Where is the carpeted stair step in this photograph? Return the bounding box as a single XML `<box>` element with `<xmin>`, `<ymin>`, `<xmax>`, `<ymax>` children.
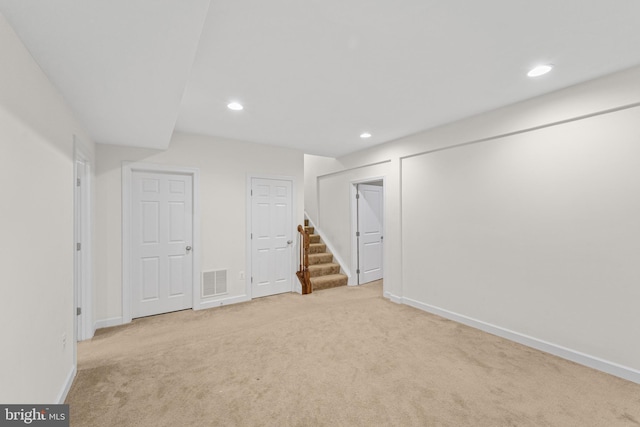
<box><xmin>305</xmin><ymin>226</ymin><xmax>314</xmax><ymax>234</ymax></box>
<box><xmin>309</xmin><ymin>243</ymin><xmax>327</xmax><ymax>254</ymax></box>
<box><xmin>309</xmin><ymin>234</ymin><xmax>320</xmax><ymax>244</ymax></box>
<box><xmin>310</xmin><ymin>274</ymin><xmax>348</xmax><ymax>291</ymax></box>
<box><xmin>308</xmin><ymin>253</ymin><xmax>333</xmax><ymax>265</ymax></box>
<box><xmin>308</xmin><ymin>262</ymin><xmax>341</xmax><ymax>278</ymax></box>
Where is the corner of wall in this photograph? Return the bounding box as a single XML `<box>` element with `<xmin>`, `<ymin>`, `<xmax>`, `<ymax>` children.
<box><xmin>56</xmin><ymin>366</ymin><xmax>77</xmax><ymax>404</ymax></box>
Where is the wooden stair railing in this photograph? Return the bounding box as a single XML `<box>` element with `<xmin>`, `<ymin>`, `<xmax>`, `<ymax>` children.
<box><xmin>296</xmin><ymin>224</ymin><xmax>312</xmax><ymax>294</ymax></box>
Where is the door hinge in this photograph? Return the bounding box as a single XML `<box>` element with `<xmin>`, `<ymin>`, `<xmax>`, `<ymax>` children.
<box><xmin>356</xmin><ymin>231</ymin><xmax>360</xmax><ymax>237</ymax></box>
<box><xmin>251</xmin><ymin>189</ymin><xmax>253</xmax><ymax>196</ymax></box>
<box><xmin>251</xmin><ymin>277</ymin><xmax>253</xmax><ymax>283</ymax></box>
<box><xmin>251</xmin><ymin>233</ymin><xmax>253</xmax><ymax>239</ymax></box>
<box><xmin>356</xmin><ymin>193</ymin><xmax>360</xmax><ymax>199</ymax></box>
<box><xmin>356</xmin><ymin>269</ymin><xmax>360</xmax><ymax>274</ymax></box>
<box><xmin>76</xmin><ymin>178</ymin><xmax>81</xmax><ymax>186</ymax></box>
<box><xmin>76</xmin><ymin>307</ymin><xmax>81</xmax><ymax>316</ymax></box>
<box><xmin>76</xmin><ymin>242</ymin><xmax>81</xmax><ymax>251</ymax></box>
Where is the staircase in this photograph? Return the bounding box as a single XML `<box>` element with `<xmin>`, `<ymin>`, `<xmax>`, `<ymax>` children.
<box><xmin>303</xmin><ymin>220</ymin><xmax>348</xmax><ymax>291</ymax></box>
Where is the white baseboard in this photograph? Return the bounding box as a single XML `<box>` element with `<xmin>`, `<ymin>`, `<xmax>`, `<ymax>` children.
<box><xmin>392</xmin><ymin>295</ymin><xmax>640</xmax><ymax>384</ymax></box>
<box><xmin>384</xmin><ymin>291</ymin><xmax>402</xmax><ymax>304</ymax></box>
<box><xmin>57</xmin><ymin>365</ymin><xmax>76</xmax><ymax>404</ymax></box>
<box><xmin>95</xmin><ymin>294</ymin><xmax>252</xmax><ymax>328</ymax></box>
<box><xmin>94</xmin><ymin>316</ymin><xmax>123</xmax><ymax>330</ymax></box>
<box><xmin>78</xmin><ymin>323</ymin><xmax>96</xmax><ymax>341</ymax></box>
<box><xmin>195</xmin><ymin>294</ymin><xmax>250</xmax><ymax>311</ymax></box>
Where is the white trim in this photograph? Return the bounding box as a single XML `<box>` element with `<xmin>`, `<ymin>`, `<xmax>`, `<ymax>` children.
<box><xmin>195</xmin><ymin>294</ymin><xmax>251</xmax><ymax>311</ymax></box>
<box><xmin>383</xmin><ymin>291</ymin><xmax>403</xmax><ymax>304</ymax></box>
<box><xmin>94</xmin><ymin>317</ymin><xmax>124</xmax><ymax>330</ymax></box>
<box><xmin>246</xmin><ymin>174</ymin><xmax>298</xmax><ymax>299</ymax></box>
<box><xmin>316</xmin><ymin>159</ymin><xmax>392</xmax><ymax>180</ymax></box>
<box><xmin>397</xmin><ymin>158</ymin><xmax>404</xmax><ymax>307</ymax></box>
<box><xmin>401</xmin><ymin>296</ymin><xmax>640</xmax><ymax>385</ymax></box>
<box><xmin>122</xmin><ymin>162</ymin><xmax>201</xmax><ymax>322</ymax></box>
<box><xmin>73</xmin><ymin>137</ymin><xmax>94</xmax><ymax>346</ymax></box>
<box><xmin>245</xmin><ymin>177</ymin><xmax>252</xmax><ymax>299</ymax></box>
<box><xmin>398</xmin><ymin>102</ymin><xmax>640</xmax><ymax>162</ymax></box>
<box><xmin>56</xmin><ymin>365</ymin><xmax>76</xmax><ymax>404</ymax></box>
<box><xmin>349</xmin><ymin>184</ymin><xmax>357</xmax><ymax>285</ymax></box>
<box><xmin>350</xmin><ymin>176</ymin><xmax>385</xmax><ymax>286</ymax></box>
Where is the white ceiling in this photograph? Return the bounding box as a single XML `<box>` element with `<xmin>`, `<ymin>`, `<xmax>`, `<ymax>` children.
<box><xmin>2</xmin><ymin>1</ymin><xmax>640</xmax><ymax>157</ymax></box>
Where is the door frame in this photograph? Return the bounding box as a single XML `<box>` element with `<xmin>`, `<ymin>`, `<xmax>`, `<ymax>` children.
<box><xmin>246</xmin><ymin>174</ymin><xmax>298</xmax><ymax>298</ymax></box>
<box><xmin>73</xmin><ymin>137</ymin><xmax>93</xmax><ymax>343</ymax></box>
<box><xmin>122</xmin><ymin>162</ymin><xmax>201</xmax><ymax>324</ymax></box>
<box><xmin>350</xmin><ymin>176</ymin><xmax>385</xmax><ymax>285</ymax></box>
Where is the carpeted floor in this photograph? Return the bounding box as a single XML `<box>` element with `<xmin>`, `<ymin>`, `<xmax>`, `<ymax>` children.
<box><xmin>67</xmin><ymin>281</ymin><xmax>640</xmax><ymax>426</ymax></box>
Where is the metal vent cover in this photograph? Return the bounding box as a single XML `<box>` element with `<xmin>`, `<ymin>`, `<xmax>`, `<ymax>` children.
<box><xmin>202</xmin><ymin>269</ymin><xmax>227</xmax><ymax>297</ymax></box>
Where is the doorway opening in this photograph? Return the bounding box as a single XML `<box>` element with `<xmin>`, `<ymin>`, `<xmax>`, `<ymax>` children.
<box><xmin>74</xmin><ymin>138</ymin><xmax>93</xmax><ymax>344</ymax></box>
<box><xmin>351</xmin><ymin>178</ymin><xmax>384</xmax><ymax>285</ymax></box>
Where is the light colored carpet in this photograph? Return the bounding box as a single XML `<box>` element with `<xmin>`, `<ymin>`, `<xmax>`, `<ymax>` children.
<box><xmin>67</xmin><ymin>281</ymin><xmax>640</xmax><ymax>426</ymax></box>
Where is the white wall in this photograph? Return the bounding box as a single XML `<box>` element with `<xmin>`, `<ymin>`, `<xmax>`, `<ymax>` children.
<box><xmin>0</xmin><ymin>14</ymin><xmax>95</xmax><ymax>403</ymax></box>
<box><xmin>306</xmin><ymin>153</ymin><xmax>404</xmax><ymax>295</ymax></box>
<box><xmin>307</xmin><ymin>65</ymin><xmax>640</xmax><ymax>382</ymax></box>
<box><xmin>95</xmin><ymin>132</ymin><xmax>304</xmax><ymax>324</ymax></box>
<box><xmin>303</xmin><ymin>154</ymin><xmax>342</xmax><ymax>225</ymax></box>
<box><xmin>315</xmin><ymin>162</ymin><xmax>391</xmax><ymax>280</ymax></box>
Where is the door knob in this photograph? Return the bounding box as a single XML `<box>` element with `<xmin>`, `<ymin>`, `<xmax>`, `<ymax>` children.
<box><xmin>287</xmin><ymin>240</ymin><xmax>293</xmax><ymax>245</ymax></box>
<box><xmin>186</xmin><ymin>246</ymin><xmax>192</xmax><ymax>251</ymax></box>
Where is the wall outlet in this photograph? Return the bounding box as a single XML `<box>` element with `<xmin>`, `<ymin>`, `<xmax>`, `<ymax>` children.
<box><xmin>239</xmin><ymin>271</ymin><xmax>245</xmax><ymax>280</ymax></box>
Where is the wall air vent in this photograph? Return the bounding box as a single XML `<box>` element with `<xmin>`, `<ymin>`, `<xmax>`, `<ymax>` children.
<box><xmin>202</xmin><ymin>270</ymin><xmax>228</xmax><ymax>298</ymax></box>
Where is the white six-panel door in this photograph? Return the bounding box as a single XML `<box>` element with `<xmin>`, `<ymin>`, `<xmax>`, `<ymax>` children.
<box><xmin>251</xmin><ymin>178</ymin><xmax>293</xmax><ymax>298</ymax></box>
<box><xmin>358</xmin><ymin>184</ymin><xmax>383</xmax><ymax>284</ymax></box>
<box><xmin>131</xmin><ymin>171</ymin><xmax>193</xmax><ymax>318</ymax></box>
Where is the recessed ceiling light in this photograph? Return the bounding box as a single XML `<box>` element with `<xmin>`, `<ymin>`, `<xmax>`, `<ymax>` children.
<box><xmin>527</xmin><ymin>64</ymin><xmax>553</xmax><ymax>77</ymax></box>
<box><xmin>227</xmin><ymin>102</ymin><xmax>243</xmax><ymax>111</ymax></box>
<box><xmin>360</xmin><ymin>132</ymin><xmax>372</xmax><ymax>139</ymax></box>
